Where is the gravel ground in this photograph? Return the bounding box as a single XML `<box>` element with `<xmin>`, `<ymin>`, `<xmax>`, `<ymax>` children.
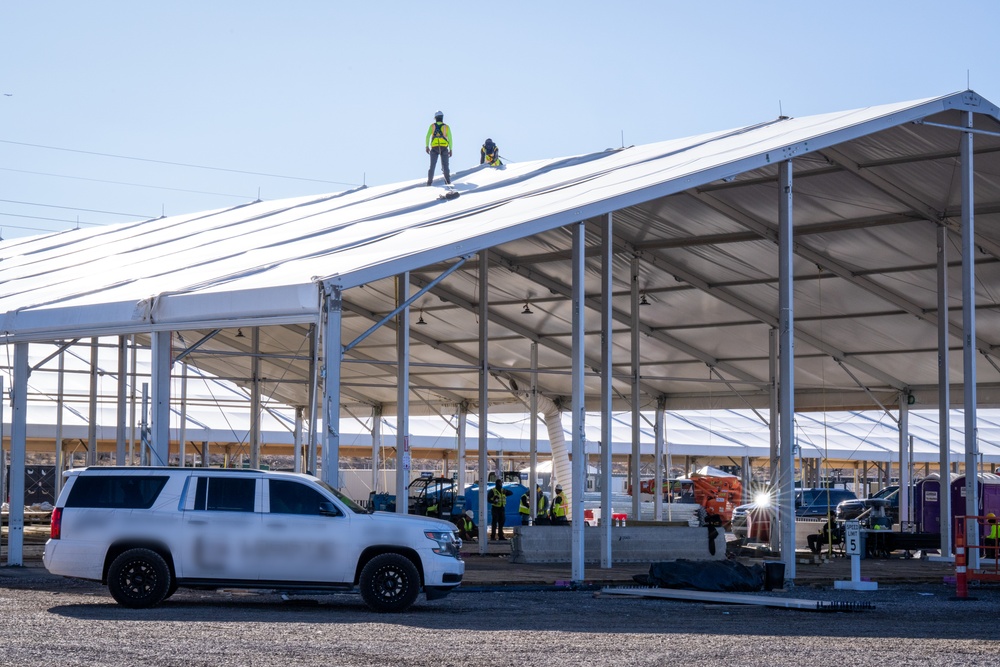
<box><xmin>0</xmin><ymin>569</ymin><xmax>996</xmax><ymax>667</ymax></box>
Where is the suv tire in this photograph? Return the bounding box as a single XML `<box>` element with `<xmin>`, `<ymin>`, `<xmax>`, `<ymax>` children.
<box><xmin>359</xmin><ymin>553</ymin><xmax>420</xmax><ymax>613</ymax></box>
<box><xmin>107</xmin><ymin>548</ymin><xmax>172</xmax><ymax>609</ymax></box>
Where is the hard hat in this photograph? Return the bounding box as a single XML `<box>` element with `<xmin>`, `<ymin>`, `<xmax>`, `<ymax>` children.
<box><xmin>464</xmin><ymin>510</ymin><xmax>474</xmax><ymax>519</ymax></box>
<box><xmin>988</xmin><ymin>512</ymin><xmax>997</xmax><ymax>521</ymax></box>
<box><xmin>555</xmin><ymin>485</ymin><xmax>563</xmax><ymax>492</ymax></box>
<box><xmin>434</xmin><ymin>110</ymin><xmax>443</xmax><ymax>119</ymax></box>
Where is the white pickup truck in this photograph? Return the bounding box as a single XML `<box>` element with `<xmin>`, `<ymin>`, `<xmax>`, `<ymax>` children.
<box><xmin>43</xmin><ymin>467</ymin><xmax>464</xmax><ymax>612</ymax></box>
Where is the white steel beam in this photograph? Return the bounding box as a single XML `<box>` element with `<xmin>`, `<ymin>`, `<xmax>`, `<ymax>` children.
<box><xmin>961</xmin><ymin>111</ymin><xmax>980</xmax><ymax>569</ymax></box>
<box><xmin>478</xmin><ymin>250</ymin><xmax>490</xmax><ymax>553</ymax></box>
<box><xmin>937</xmin><ymin>224</ymin><xmax>952</xmax><ymax>555</ymax></box>
<box><xmin>8</xmin><ymin>349</ymin><xmax>27</xmax><ymax>565</ymax></box>
<box><xmin>322</xmin><ymin>286</ymin><xmax>343</xmax><ymax>487</ymax></box>
<box><xmin>600</xmin><ymin>212</ymin><xmax>614</xmax><ymax>568</ymax></box>
<box><xmin>778</xmin><ymin>160</ymin><xmax>796</xmax><ymax>582</ymax></box>
<box><xmin>150</xmin><ymin>331</ymin><xmax>171</xmax><ymax>465</ymax></box>
<box><xmin>571</xmin><ymin>221</ymin><xmax>586</xmax><ymax>584</ymax></box>
<box><xmin>395</xmin><ymin>274</ymin><xmax>410</xmax><ymax>507</ymax></box>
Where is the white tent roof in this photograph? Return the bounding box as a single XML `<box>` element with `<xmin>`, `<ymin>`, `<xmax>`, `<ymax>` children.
<box><xmin>2</xmin><ymin>91</ymin><xmax>1000</xmax><ymax>418</ymax></box>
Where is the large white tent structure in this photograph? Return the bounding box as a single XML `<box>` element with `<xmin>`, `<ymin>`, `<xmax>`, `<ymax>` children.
<box><xmin>4</xmin><ymin>90</ymin><xmax>1000</xmax><ymax>580</ymax></box>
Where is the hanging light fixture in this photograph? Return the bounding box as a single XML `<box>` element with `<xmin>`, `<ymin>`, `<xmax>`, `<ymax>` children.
<box><xmin>235</xmin><ymin>328</ymin><xmax>246</xmax><ymax>338</ymax></box>
<box><xmin>521</xmin><ymin>302</ymin><xmax>533</xmax><ymax>315</ymax></box>
<box><xmin>639</xmin><ymin>292</ymin><xmax>650</xmax><ymax>306</ymax></box>
<box><xmin>417</xmin><ymin>311</ymin><xmax>427</xmax><ymax>325</ymax></box>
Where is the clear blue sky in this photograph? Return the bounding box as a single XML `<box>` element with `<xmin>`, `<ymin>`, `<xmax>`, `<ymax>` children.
<box><xmin>1</xmin><ymin>1</ymin><xmax>997</xmax><ymax>239</ymax></box>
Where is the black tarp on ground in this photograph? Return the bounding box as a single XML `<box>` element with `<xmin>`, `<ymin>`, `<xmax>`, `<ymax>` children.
<box><xmin>636</xmin><ymin>559</ymin><xmax>766</xmax><ymax>592</ymax></box>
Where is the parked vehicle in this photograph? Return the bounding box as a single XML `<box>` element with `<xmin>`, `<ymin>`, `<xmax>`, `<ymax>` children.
<box><xmin>731</xmin><ymin>487</ymin><xmax>858</xmax><ymax>542</ymax></box>
<box><xmin>369</xmin><ymin>474</ymin><xmax>465</xmax><ymax>519</ymax></box>
<box><xmin>630</xmin><ymin>469</ymin><xmax>743</xmax><ymax>524</ymax></box>
<box><xmin>836</xmin><ymin>485</ymin><xmax>900</xmax><ymax>523</ymax></box>
<box><xmin>797</xmin><ymin>487</ymin><xmax>858</xmax><ymax>517</ymax></box>
<box><xmin>44</xmin><ymin>467</ymin><xmax>464</xmax><ymax>612</ymax></box>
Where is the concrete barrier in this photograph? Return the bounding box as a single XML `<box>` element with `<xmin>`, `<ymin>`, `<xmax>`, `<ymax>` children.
<box><xmin>511</xmin><ymin>525</ymin><xmax>727</xmax><ymax>564</ymax></box>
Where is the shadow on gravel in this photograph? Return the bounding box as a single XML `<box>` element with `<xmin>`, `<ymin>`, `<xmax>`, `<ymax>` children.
<box><xmin>43</xmin><ymin>587</ymin><xmax>999</xmax><ymax>642</ymax></box>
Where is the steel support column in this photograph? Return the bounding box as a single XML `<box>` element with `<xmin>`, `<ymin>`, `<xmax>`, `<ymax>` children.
<box><xmin>571</xmin><ymin>221</ymin><xmax>586</xmax><ymax>584</ymax></box>
<box><xmin>529</xmin><ymin>343</ymin><xmax>539</xmax><ymax>525</ymax></box>
<box><xmin>55</xmin><ymin>351</ymin><xmax>65</xmax><ymax>491</ymax></box>
<box><xmin>88</xmin><ymin>338</ymin><xmax>99</xmax><ymax>466</ymax></box>
<box><xmin>458</xmin><ymin>403</ymin><xmax>468</xmax><ymax>492</ymax></box>
<box><xmin>937</xmin><ymin>223</ymin><xmax>952</xmax><ymax>555</ymax></box>
<box><xmin>630</xmin><ymin>256</ymin><xmax>641</xmax><ymax>520</ymax></box>
<box><xmin>150</xmin><ymin>331</ymin><xmax>172</xmax><ymax>466</ymax></box>
<box><xmin>396</xmin><ymin>273</ymin><xmax>411</xmax><ymax>510</ymax></box>
<box><xmin>769</xmin><ymin>327</ymin><xmax>778</xmax><ymax>551</ymax></box>
<box><xmin>294</xmin><ymin>406</ymin><xmax>304</xmax><ymax>473</ymax></box>
<box><xmin>8</xmin><ymin>347</ymin><xmax>27</xmax><ymax>565</ymax></box>
<box><xmin>478</xmin><ymin>250</ymin><xmax>490</xmax><ymax>552</ymax></box>
<box><xmin>778</xmin><ymin>160</ymin><xmax>796</xmax><ymax>581</ymax></box>
<box><xmin>654</xmin><ymin>396</ymin><xmax>665</xmax><ymax>521</ymax></box>
<box><xmin>116</xmin><ymin>336</ymin><xmax>127</xmax><ymax>465</ymax></box>
<box><xmin>179</xmin><ymin>363</ymin><xmax>188</xmax><ymax>467</ymax></box>
<box><xmin>322</xmin><ymin>286</ymin><xmax>343</xmax><ymax>488</ymax></box>
<box><xmin>307</xmin><ymin>323</ymin><xmax>319</xmax><ymax>475</ymax></box>
<box><xmin>250</xmin><ymin>327</ymin><xmax>261</xmax><ymax>469</ymax></box>
<box><xmin>371</xmin><ymin>405</ymin><xmax>382</xmax><ymax>491</ymax></box>
<box><xmin>898</xmin><ymin>392</ymin><xmax>910</xmax><ymax>527</ymax></box>
<box><xmin>960</xmin><ymin>110</ymin><xmax>979</xmax><ymax>569</ymax></box>
<box><xmin>600</xmin><ymin>212</ymin><xmax>614</xmax><ymax>568</ymax></box>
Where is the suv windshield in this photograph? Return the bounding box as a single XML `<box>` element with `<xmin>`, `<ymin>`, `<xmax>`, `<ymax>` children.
<box><xmin>315</xmin><ymin>479</ymin><xmax>370</xmax><ymax>514</ymax></box>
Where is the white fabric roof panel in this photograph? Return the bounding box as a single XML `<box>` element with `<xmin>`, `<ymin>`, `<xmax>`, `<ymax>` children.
<box><xmin>1</xmin><ymin>91</ymin><xmax>999</xmax><ymax>417</ymax></box>
<box><xmin>0</xmin><ymin>93</ymin><xmax>970</xmax><ymax>334</ymax></box>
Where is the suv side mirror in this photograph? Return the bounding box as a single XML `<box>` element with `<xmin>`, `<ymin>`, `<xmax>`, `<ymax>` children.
<box><xmin>319</xmin><ymin>502</ymin><xmax>341</xmax><ymax>517</ymax></box>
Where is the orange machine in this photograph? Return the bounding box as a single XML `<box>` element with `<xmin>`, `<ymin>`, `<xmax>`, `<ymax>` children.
<box><xmin>629</xmin><ymin>473</ymin><xmax>743</xmax><ymax>524</ymax></box>
<box><xmin>690</xmin><ymin>473</ymin><xmax>742</xmax><ymax>524</ymax></box>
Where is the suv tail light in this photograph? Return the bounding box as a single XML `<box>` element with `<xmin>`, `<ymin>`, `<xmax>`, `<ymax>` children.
<box><xmin>50</xmin><ymin>507</ymin><xmax>62</xmax><ymax>540</ymax></box>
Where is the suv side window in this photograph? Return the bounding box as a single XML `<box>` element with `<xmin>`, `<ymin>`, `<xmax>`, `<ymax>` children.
<box><xmin>65</xmin><ymin>475</ymin><xmax>168</xmax><ymax>509</ymax></box>
<box><xmin>269</xmin><ymin>479</ymin><xmax>338</xmax><ymax>516</ymax></box>
<box><xmin>192</xmin><ymin>477</ymin><xmax>256</xmax><ymax>512</ymax></box>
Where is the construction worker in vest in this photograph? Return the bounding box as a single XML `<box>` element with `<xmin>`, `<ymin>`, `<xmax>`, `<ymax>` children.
<box><xmin>519</xmin><ymin>492</ymin><xmax>531</xmax><ymax>526</ymax></box>
<box><xmin>425</xmin><ymin>498</ymin><xmax>439</xmax><ymax>517</ymax></box>
<box><xmin>425</xmin><ymin>110</ymin><xmax>452</xmax><ymax>186</ymax></box>
<box><xmin>534</xmin><ymin>484</ymin><xmax>550</xmax><ymax>525</ymax></box>
<box><xmin>454</xmin><ymin>510</ymin><xmax>477</xmax><ymax>541</ymax></box>
<box><xmin>487</xmin><ymin>479</ymin><xmax>512</xmax><ymax>540</ymax></box>
<box><xmin>480</xmin><ymin>138</ymin><xmax>501</xmax><ymax>167</ymax></box>
<box><xmin>986</xmin><ymin>513</ymin><xmax>999</xmax><ymax>559</ymax></box>
<box><xmin>551</xmin><ymin>484</ymin><xmax>568</xmax><ymax>525</ymax></box>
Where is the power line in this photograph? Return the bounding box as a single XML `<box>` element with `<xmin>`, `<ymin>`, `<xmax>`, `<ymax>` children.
<box><xmin>0</xmin><ymin>198</ymin><xmax>153</xmax><ymax>219</ymax></box>
<box><xmin>0</xmin><ymin>166</ymin><xmax>250</xmax><ymax>200</ymax></box>
<box><xmin>0</xmin><ymin>212</ymin><xmax>100</xmax><ymax>226</ymax></box>
<box><xmin>0</xmin><ymin>138</ymin><xmax>360</xmax><ymax>186</ymax></box>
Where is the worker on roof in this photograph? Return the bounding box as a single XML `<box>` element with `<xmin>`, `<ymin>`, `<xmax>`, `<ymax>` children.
<box><xmin>480</xmin><ymin>138</ymin><xmax>502</xmax><ymax>167</ymax></box>
<box><xmin>425</xmin><ymin>110</ymin><xmax>453</xmax><ymax>186</ymax></box>
<box><xmin>487</xmin><ymin>479</ymin><xmax>512</xmax><ymax>540</ymax></box>
<box><xmin>550</xmin><ymin>484</ymin><xmax>568</xmax><ymax>525</ymax></box>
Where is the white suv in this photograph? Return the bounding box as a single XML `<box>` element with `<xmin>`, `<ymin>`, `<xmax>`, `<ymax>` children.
<box><xmin>43</xmin><ymin>467</ymin><xmax>464</xmax><ymax>612</ymax></box>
